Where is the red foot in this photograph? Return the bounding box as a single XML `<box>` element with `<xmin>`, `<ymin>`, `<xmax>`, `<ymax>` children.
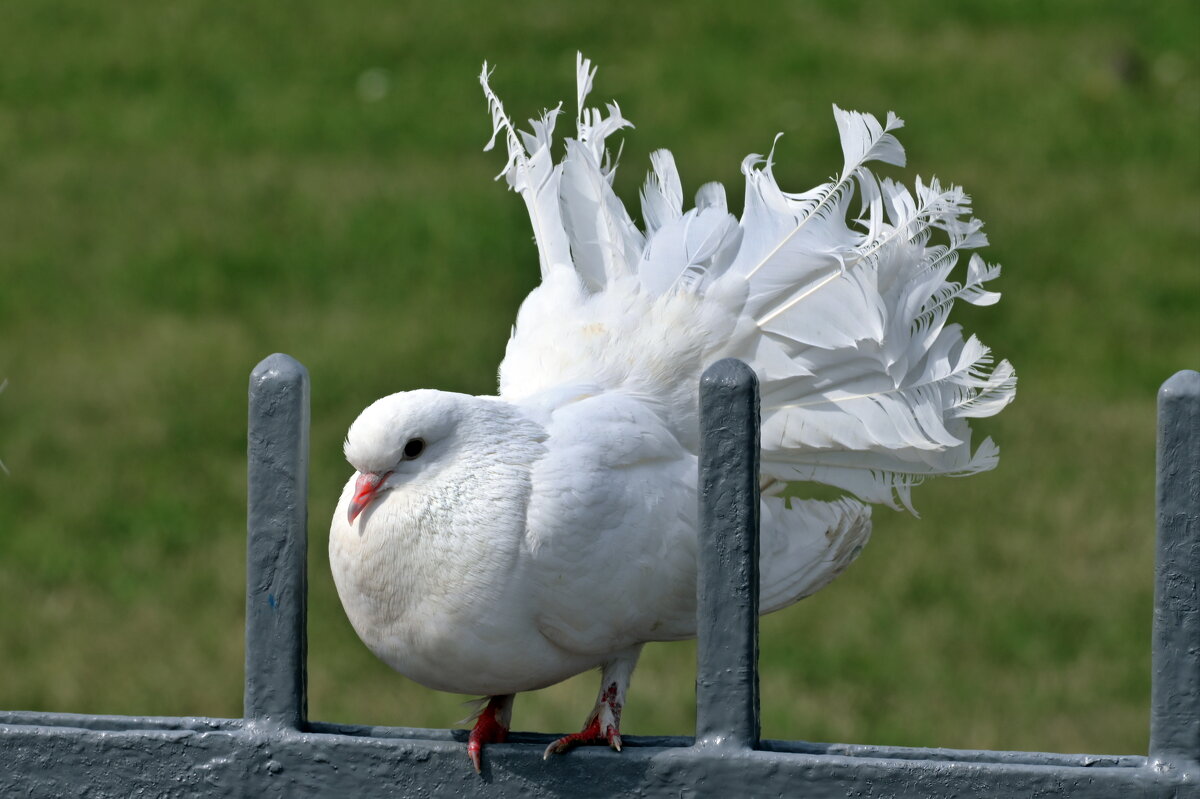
<box><xmin>467</xmin><ymin>698</ymin><xmax>510</xmax><ymax>773</ymax></box>
<box><xmin>543</xmin><ymin>683</ymin><xmax>623</xmax><ymax>758</ymax></box>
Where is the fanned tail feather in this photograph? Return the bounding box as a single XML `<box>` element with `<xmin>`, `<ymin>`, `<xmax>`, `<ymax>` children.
<box><xmin>482</xmin><ymin>54</ymin><xmax>640</xmax><ymax>290</ymax></box>
<box><xmin>720</xmin><ymin>108</ymin><xmax>1014</xmax><ymax>511</ymax></box>
<box><xmin>484</xmin><ymin>54</ymin><xmax>1016</xmax><ymax>515</ymax></box>
<box><xmin>480</xmin><ymin>63</ymin><xmax>570</xmax><ymax>279</ymax></box>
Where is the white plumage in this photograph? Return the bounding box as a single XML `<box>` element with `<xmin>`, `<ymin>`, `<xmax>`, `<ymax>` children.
<box><xmin>329</xmin><ymin>54</ymin><xmax>1015</xmax><ymax>769</ymax></box>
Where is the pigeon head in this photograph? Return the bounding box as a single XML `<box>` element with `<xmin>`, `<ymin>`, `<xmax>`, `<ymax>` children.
<box><xmin>342</xmin><ymin>389</ymin><xmax>466</xmax><ymax>523</ymax></box>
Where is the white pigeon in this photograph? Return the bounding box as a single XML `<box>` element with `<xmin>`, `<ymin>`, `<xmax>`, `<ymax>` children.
<box><xmin>329</xmin><ymin>54</ymin><xmax>1016</xmax><ymax>771</ymax></box>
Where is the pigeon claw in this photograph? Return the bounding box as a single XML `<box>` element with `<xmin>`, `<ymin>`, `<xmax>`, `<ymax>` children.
<box><xmin>543</xmin><ymin>681</ymin><xmax>625</xmax><ymax>759</ymax></box>
<box><xmin>467</xmin><ymin>701</ymin><xmax>509</xmax><ymax>774</ymax></box>
<box><xmin>542</xmin><ymin>716</ymin><xmax>623</xmax><ymax>758</ymax></box>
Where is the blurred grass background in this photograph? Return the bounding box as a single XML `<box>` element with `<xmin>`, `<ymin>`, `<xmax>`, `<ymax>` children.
<box><xmin>1</xmin><ymin>0</ymin><xmax>1197</xmax><ymax>757</ymax></box>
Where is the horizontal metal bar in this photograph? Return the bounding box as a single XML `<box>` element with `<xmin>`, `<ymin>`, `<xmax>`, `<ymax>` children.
<box><xmin>0</xmin><ymin>712</ymin><xmax>1152</xmax><ymax>770</ymax></box>
<box><xmin>0</xmin><ymin>723</ymin><xmax>1184</xmax><ymax>798</ymax></box>
<box><xmin>0</xmin><ymin>711</ymin><xmax>239</xmax><ymax>734</ymax></box>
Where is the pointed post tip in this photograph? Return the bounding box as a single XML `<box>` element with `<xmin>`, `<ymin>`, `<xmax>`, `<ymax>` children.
<box><xmin>1159</xmin><ymin>369</ymin><xmax>1200</xmax><ymax>402</ymax></box>
<box><xmin>251</xmin><ymin>353</ymin><xmax>308</xmax><ymax>385</ymax></box>
<box><xmin>701</xmin><ymin>358</ymin><xmax>758</xmax><ymax>392</ymax></box>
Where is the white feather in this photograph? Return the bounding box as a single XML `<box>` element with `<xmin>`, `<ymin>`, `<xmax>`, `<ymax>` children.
<box><xmin>480</xmin><ymin>64</ymin><xmax>571</xmax><ymax>278</ymax></box>
<box><xmin>640</xmin><ymin>149</ymin><xmax>683</xmax><ymax>234</ymax></box>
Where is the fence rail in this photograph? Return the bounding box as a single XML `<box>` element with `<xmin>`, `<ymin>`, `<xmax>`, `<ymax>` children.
<box><xmin>1</xmin><ymin>354</ymin><xmax>1196</xmax><ymax>798</ymax></box>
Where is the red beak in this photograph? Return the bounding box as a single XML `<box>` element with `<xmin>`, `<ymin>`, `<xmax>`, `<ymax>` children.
<box><xmin>348</xmin><ymin>471</ymin><xmax>391</xmax><ymax>523</ymax></box>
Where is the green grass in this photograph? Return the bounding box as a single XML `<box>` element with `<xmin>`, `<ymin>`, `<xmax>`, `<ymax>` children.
<box><xmin>1</xmin><ymin>0</ymin><xmax>1197</xmax><ymax>757</ymax></box>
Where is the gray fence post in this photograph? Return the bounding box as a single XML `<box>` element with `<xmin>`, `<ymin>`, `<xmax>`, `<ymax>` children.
<box><xmin>695</xmin><ymin>358</ymin><xmax>761</xmax><ymax>750</ymax></box>
<box><xmin>244</xmin><ymin>353</ymin><xmax>310</xmax><ymax>730</ymax></box>
<box><xmin>1150</xmin><ymin>369</ymin><xmax>1200</xmax><ymax>772</ymax></box>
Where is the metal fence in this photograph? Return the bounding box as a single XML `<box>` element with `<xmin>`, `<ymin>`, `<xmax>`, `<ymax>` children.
<box><xmin>1</xmin><ymin>354</ymin><xmax>1196</xmax><ymax>798</ymax></box>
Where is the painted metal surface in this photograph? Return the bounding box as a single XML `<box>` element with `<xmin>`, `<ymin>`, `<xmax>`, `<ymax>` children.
<box><xmin>0</xmin><ymin>356</ymin><xmax>1196</xmax><ymax>798</ymax></box>
<box><xmin>245</xmin><ymin>353</ymin><xmax>310</xmax><ymax>731</ymax></box>
<box><xmin>696</xmin><ymin>358</ymin><xmax>761</xmax><ymax>752</ymax></box>
<box><xmin>1151</xmin><ymin>369</ymin><xmax>1200</xmax><ymax>774</ymax></box>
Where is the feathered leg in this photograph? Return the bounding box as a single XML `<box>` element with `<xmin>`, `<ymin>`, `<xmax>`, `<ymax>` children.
<box><xmin>543</xmin><ymin>645</ymin><xmax>641</xmax><ymax>758</ymax></box>
<box><xmin>467</xmin><ymin>693</ymin><xmax>514</xmax><ymax>773</ymax></box>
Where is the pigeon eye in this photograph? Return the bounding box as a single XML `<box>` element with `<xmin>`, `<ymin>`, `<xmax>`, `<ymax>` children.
<box><xmin>402</xmin><ymin>438</ymin><xmax>425</xmax><ymax>459</ymax></box>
